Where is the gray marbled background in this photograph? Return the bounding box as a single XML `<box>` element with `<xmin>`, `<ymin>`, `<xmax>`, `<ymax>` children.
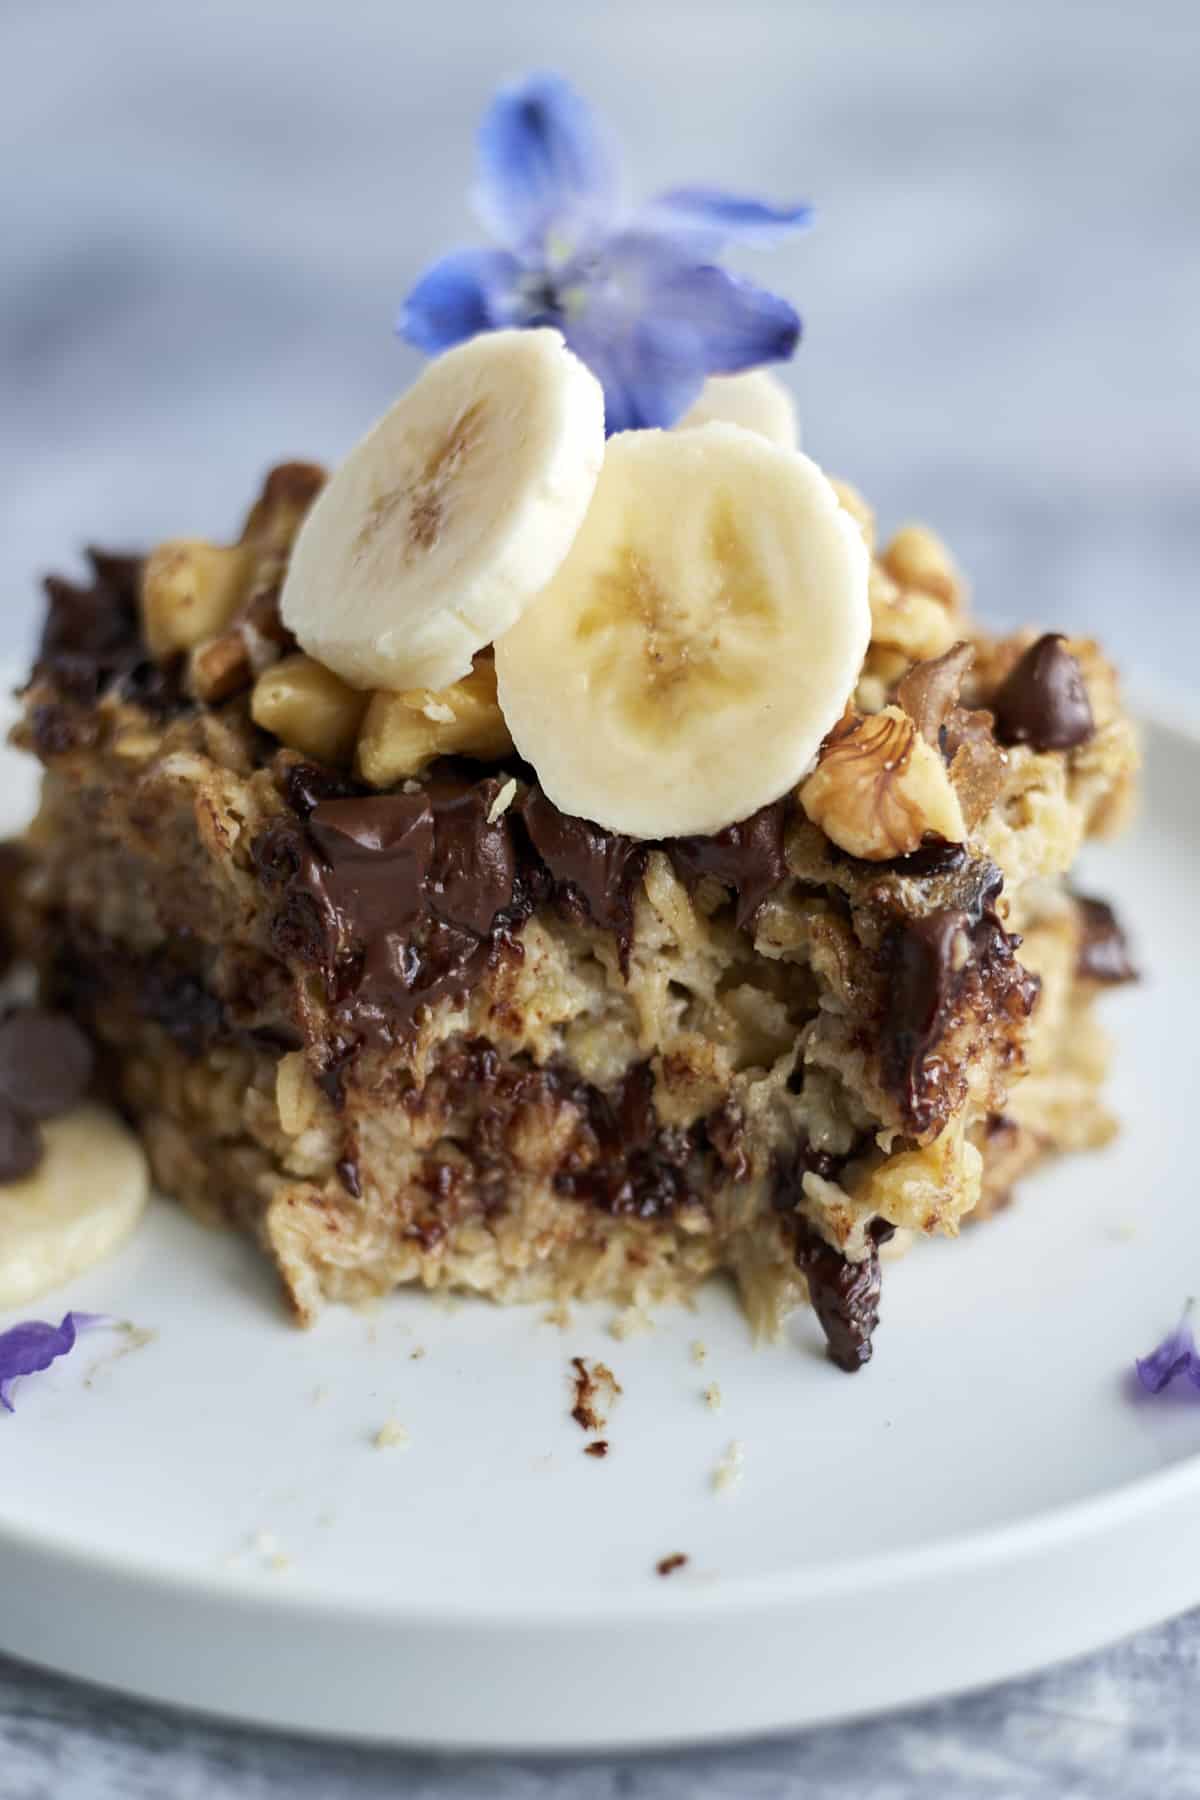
<box><xmin>1</xmin><ymin>0</ymin><xmax>1198</xmax><ymax>1793</ymax></box>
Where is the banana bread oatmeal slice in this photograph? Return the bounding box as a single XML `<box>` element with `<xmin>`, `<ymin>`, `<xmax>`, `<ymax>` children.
<box><xmin>7</xmin><ymin>458</ymin><xmax>1138</xmax><ymax>1370</ymax></box>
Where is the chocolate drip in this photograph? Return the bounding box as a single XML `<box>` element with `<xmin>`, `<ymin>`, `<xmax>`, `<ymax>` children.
<box><xmin>992</xmin><ymin>634</ymin><xmax>1094</xmax><ymax>752</ymax></box>
<box><xmin>666</xmin><ymin>799</ymin><xmax>789</xmax><ymax>929</ymax></box>
<box><xmin>1075</xmin><ymin>894</ymin><xmax>1137</xmax><ymax>985</ymax></box>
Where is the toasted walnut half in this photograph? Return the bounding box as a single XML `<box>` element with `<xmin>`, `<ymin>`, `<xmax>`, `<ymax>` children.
<box><xmin>252</xmin><ymin>654</ymin><xmax>368</xmax><ymax>767</ymax></box>
<box><xmin>355</xmin><ymin>657</ymin><xmax>513</xmax><ymax>788</ymax></box>
<box><xmin>799</xmin><ymin>704</ymin><xmax>966</xmax><ymax>860</ymax></box>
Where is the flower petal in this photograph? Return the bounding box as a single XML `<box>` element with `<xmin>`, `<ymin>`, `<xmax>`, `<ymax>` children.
<box><xmin>563</xmin><ymin>320</ymin><xmax>705</xmax><ymax>433</ymax></box>
<box><xmin>397</xmin><ymin>247</ymin><xmax>524</xmax><ymax>354</ymax></box>
<box><xmin>640</xmin><ymin>187</ymin><xmax>814</xmax><ymax>251</ymax></box>
<box><xmin>638</xmin><ymin>258</ymin><xmax>801</xmax><ymax>374</ymax></box>
<box><xmin>1135</xmin><ymin>1309</ymin><xmax>1200</xmax><ymax>1394</ymax></box>
<box><xmin>473</xmin><ymin>73</ymin><xmax>621</xmax><ymax>254</ymax></box>
<box><xmin>0</xmin><ymin>1311</ymin><xmax>109</xmax><ymax>1412</ymax></box>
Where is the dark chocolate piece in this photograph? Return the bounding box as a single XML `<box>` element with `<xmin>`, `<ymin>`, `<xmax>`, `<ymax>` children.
<box><xmin>520</xmin><ymin>788</ymin><xmax>646</xmax><ymax>960</ymax></box>
<box><xmin>792</xmin><ymin>1216</ymin><xmax>890</xmax><ymax>1372</ymax></box>
<box><xmin>309</xmin><ymin>795</ymin><xmax>435</xmax><ymax>937</ymax></box>
<box><xmin>0</xmin><ymin>1101</ymin><xmax>42</xmax><ymax>1184</ymax></box>
<box><xmin>0</xmin><ymin>1010</ymin><xmax>94</xmax><ymax>1119</ymax></box>
<box><xmin>258</xmin><ymin>777</ymin><xmax>528</xmax><ymax>1059</ymax></box>
<box><xmin>879</xmin><ymin>884</ymin><xmax>1040</xmax><ymax>1136</ymax></box>
<box><xmin>1075</xmin><ymin>894</ymin><xmax>1137</xmax><ymax>985</ymax></box>
<box><xmin>991</xmin><ymin>634</ymin><xmax>1094</xmax><ymax>752</ymax></box>
<box><xmin>667</xmin><ymin>798</ymin><xmax>789</xmax><ymax>929</ymax></box>
<box><xmin>425</xmin><ymin>779</ymin><xmax>519</xmax><ymax>938</ymax></box>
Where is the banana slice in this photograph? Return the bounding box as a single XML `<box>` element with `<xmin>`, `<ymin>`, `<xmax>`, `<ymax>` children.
<box><xmin>0</xmin><ymin>1106</ymin><xmax>150</xmax><ymax>1310</ymax></box>
<box><xmin>281</xmin><ymin>329</ymin><xmax>605</xmax><ymax>693</ymax></box>
<box><xmin>494</xmin><ymin>424</ymin><xmax>870</xmax><ymax>839</ymax></box>
<box><xmin>676</xmin><ymin>370</ymin><xmax>798</xmax><ymax>448</ymax></box>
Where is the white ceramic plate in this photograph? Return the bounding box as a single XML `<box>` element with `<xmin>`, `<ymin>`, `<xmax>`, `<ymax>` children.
<box><xmin>0</xmin><ymin>709</ymin><xmax>1197</xmax><ymax>1753</ymax></box>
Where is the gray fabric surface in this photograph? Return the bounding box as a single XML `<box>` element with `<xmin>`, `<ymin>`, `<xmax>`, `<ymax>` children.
<box><xmin>1</xmin><ymin>1</ymin><xmax>1197</xmax><ymax>1792</ymax></box>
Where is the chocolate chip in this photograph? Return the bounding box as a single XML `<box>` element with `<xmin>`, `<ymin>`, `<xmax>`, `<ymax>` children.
<box><xmin>0</xmin><ymin>1009</ymin><xmax>94</xmax><ymax>1119</ymax></box>
<box><xmin>991</xmin><ymin>634</ymin><xmax>1094</xmax><ymax>752</ymax></box>
<box><xmin>667</xmin><ymin>798</ymin><xmax>790</xmax><ymax>929</ymax></box>
<box><xmin>1075</xmin><ymin>894</ymin><xmax>1137</xmax><ymax>984</ymax></box>
<box><xmin>0</xmin><ymin>1101</ymin><xmax>42</xmax><ymax>1184</ymax></box>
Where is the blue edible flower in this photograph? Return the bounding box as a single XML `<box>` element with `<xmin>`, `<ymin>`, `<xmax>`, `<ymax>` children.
<box><xmin>1135</xmin><ymin>1301</ymin><xmax>1200</xmax><ymax>1395</ymax></box>
<box><xmin>398</xmin><ymin>73</ymin><xmax>812</xmax><ymax>433</ymax></box>
<box><xmin>0</xmin><ymin>1311</ymin><xmax>108</xmax><ymax>1412</ymax></box>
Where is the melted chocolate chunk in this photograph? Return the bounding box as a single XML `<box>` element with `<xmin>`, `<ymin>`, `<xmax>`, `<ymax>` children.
<box><xmin>667</xmin><ymin>798</ymin><xmax>789</xmax><ymax>930</ymax></box>
<box><xmin>881</xmin><ymin>841</ymin><xmax>969</xmax><ymax>880</ymax></box>
<box><xmin>0</xmin><ymin>1101</ymin><xmax>42</xmax><ymax>1184</ymax></box>
<box><xmin>278</xmin><ymin>760</ymin><xmax>364</xmax><ymax>820</ymax></box>
<box><xmin>1075</xmin><ymin>894</ymin><xmax>1137</xmax><ymax>984</ymax></box>
<box><xmin>520</xmin><ymin>788</ymin><xmax>646</xmax><ymax>962</ymax></box>
<box><xmin>256</xmin><ymin>778</ymin><xmax>527</xmax><ymax>1060</ymax></box>
<box><xmin>792</xmin><ymin>1217</ymin><xmax>890</xmax><ymax>1373</ymax></box>
<box><xmin>991</xmin><ymin>634</ymin><xmax>1094</xmax><ymax>752</ymax></box>
<box><xmin>879</xmin><ymin>878</ymin><xmax>1040</xmax><ymax>1136</ymax></box>
<box><xmin>309</xmin><ymin>795</ymin><xmax>435</xmax><ymax>937</ymax></box>
<box><xmin>0</xmin><ymin>1010</ymin><xmax>94</xmax><ymax>1119</ymax></box>
<box><xmin>425</xmin><ymin>779</ymin><xmax>519</xmax><ymax>938</ymax></box>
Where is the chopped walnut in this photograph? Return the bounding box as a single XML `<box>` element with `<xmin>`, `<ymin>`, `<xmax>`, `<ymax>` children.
<box><xmin>251</xmin><ymin>654</ymin><xmax>368</xmax><ymax>767</ymax></box>
<box><xmin>179</xmin><ymin>463</ymin><xmax>324</xmax><ymax>704</ymax></box>
<box><xmin>355</xmin><ymin>657</ymin><xmax>513</xmax><ymax>787</ymax></box>
<box><xmin>896</xmin><ymin>642</ymin><xmax>976</xmax><ymax>744</ymax></box>
<box><xmin>897</xmin><ymin>643</ymin><xmax>1007</xmax><ymax>830</ymax></box>
<box><xmin>868</xmin><ymin>564</ymin><xmax>958</xmax><ymax>663</ymax></box>
<box><xmin>881</xmin><ymin>523</ymin><xmax>962</xmax><ymax>609</ymax></box>
<box><xmin>141</xmin><ymin>540</ymin><xmax>253</xmax><ymax>658</ymax></box>
<box><xmin>799</xmin><ymin>704</ymin><xmax>967</xmax><ymax>860</ymax></box>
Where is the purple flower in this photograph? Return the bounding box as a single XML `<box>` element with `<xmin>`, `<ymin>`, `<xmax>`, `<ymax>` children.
<box><xmin>398</xmin><ymin>73</ymin><xmax>812</xmax><ymax>433</ymax></box>
<box><xmin>1135</xmin><ymin>1303</ymin><xmax>1200</xmax><ymax>1395</ymax></box>
<box><xmin>0</xmin><ymin>1310</ymin><xmax>109</xmax><ymax>1412</ymax></box>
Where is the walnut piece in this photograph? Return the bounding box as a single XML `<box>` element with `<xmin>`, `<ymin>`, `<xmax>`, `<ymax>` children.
<box><xmin>880</xmin><ymin>524</ymin><xmax>962</xmax><ymax>609</ymax></box>
<box><xmin>897</xmin><ymin>642</ymin><xmax>1007</xmax><ymax>829</ymax></box>
<box><xmin>251</xmin><ymin>654</ymin><xmax>369</xmax><ymax>766</ymax></box>
<box><xmin>355</xmin><ymin>657</ymin><xmax>513</xmax><ymax>788</ymax></box>
<box><xmin>181</xmin><ymin>463</ymin><xmax>325</xmax><ymax>704</ymax></box>
<box><xmin>799</xmin><ymin>704</ymin><xmax>967</xmax><ymax>860</ymax></box>
<box><xmin>896</xmin><ymin>642</ymin><xmax>976</xmax><ymax>744</ymax></box>
<box><xmin>141</xmin><ymin>540</ymin><xmax>253</xmax><ymax>657</ymax></box>
<box><xmin>868</xmin><ymin>564</ymin><xmax>958</xmax><ymax>663</ymax></box>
